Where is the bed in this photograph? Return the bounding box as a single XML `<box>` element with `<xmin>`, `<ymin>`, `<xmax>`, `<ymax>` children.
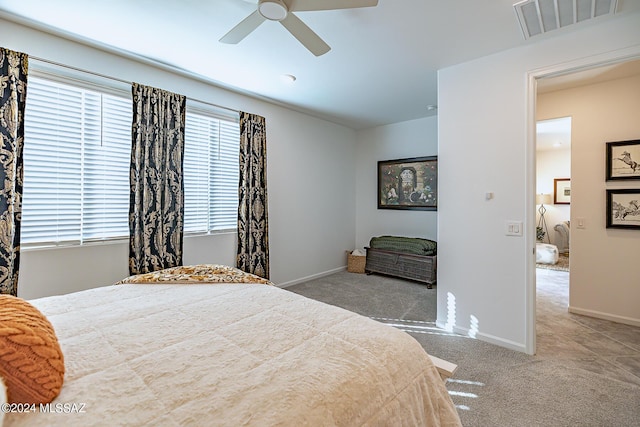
<box><xmin>2</xmin><ymin>265</ymin><xmax>461</xmax><ymax>427</ymax></box>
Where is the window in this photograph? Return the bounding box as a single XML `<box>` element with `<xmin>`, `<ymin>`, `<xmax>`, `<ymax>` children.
<box><xmin>21</xmin><ymin>70</ymin><xmax>239</xmax><ymax>247</ymax></box>
<box><xmin>22</xmin><ymin>75</ymin><xmax>132</xmax><ymax>245</ymax></box>
<box><xmin>184</xmin><ymin>107</ymin><xmax>240</xmax><ymax>234</ymax></box>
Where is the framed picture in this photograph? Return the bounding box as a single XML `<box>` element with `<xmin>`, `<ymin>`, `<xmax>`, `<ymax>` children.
<box><xmin>554</xmin><ymin>178</ymin><xmax>571</xmax><ymax>204</ymax></box>
<box><xmin>378</xmin><ymin>156</ymin><xmax>437</xmax><ymax>210</ymax></box>
<box><xmin>606</xmin><ymin>139</ymin><xmax>640</xmax><ymax>181</ymax></box>
<box><xmin>606</xmin><ymin>189</ymin><xmax>640</xmax><ymax>229</ymax></box>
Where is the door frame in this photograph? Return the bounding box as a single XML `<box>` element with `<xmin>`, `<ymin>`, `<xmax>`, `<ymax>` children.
<box><xmin>524</xmin><ymin>46</ymin><xmax>640</xmax><ymax>355</ymax></box>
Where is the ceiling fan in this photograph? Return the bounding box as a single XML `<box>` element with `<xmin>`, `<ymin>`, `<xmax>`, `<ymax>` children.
<box><xmin>220</xmin><ymin>0</ymin><xmax>379</xmax><ymax>56</ymax></box>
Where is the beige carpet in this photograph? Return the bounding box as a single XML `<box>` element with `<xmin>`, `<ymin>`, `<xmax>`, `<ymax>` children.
<box><xmin>537</xmin><ymin>253</ymin><xmax>569</xmax><ymax>272</ymax></box>
<box><xmin>286</xmin><ymin>270</ymin><xmax>640</xmax><ymax>427</ymax></box>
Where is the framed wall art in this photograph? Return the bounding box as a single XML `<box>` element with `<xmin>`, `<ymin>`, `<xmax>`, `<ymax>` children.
<box><xmin>378</xmin><ymin>156</ymin><xmax>437</xmax><ymax>211</ymax></box>
<box><xmin>606</xmin><ymin>189</ymin><xmax>640</xmax><ymax>229</ymax></box>
<box><xmin>606</xmin><ymin>139</ymin><xmax>640</xmax><ymax>181</ymax></box>
<box><xmin>554</xmin><ymin>178</ymin><xmax>571</xmax><ymax>204</ymax></box>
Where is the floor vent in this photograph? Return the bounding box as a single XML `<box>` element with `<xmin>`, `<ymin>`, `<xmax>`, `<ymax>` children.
<box><xmin>514</xmin><ymin>0</ymin><xmax>618</xmax><ymax>39</ymax></box>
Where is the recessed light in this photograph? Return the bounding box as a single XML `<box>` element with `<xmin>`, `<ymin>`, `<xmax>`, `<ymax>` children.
<box><xmin>281</xmin><ymin>74</ymin><xmax>296</xmax><ymax>83</ymax></box>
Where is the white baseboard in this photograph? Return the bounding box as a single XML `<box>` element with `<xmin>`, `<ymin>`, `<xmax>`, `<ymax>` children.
<box><xmin>435</xmin><ymin>320</ymin><xmax>528</xmax><ymax>354</ymax></box>
<box><xmin>276</xmin><ymin>266</ymin><xmax>346</xmax><ymax>289</ymax></box>
<box><xmin>568</xmin><ymin>306</ymin><xmax>640</xmax><ymax>327</ymax></box>
<box><xmin>474</xmin><ymin>331</ymin><xmax>528</xmax><ymax>353</ymax></box>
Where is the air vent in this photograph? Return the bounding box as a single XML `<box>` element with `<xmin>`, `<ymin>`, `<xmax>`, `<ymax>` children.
<box><xmin>514</xmin><ymin>0</ymin><xmax>618</xmax><ymax>39</ymax></box>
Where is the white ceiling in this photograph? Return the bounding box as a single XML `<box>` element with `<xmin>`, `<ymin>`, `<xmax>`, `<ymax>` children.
<box><xmin>536</xmin><ymin>116</ymin><xmax>571</xmax><ymax>152</ymax></box>
<box><xmin>538</xmin><ymin>57</ymin><xmax>640</xmax><ymax>94</ymax></box>
<box><xmin>1</xmin><ymin>0</ymin><xmax>640</xmax><ymax>129</ymax></box>
<box><xmin>536</xmin><ymin>58</ymin><xmax>640</xmax><ymax>151</ymax></box>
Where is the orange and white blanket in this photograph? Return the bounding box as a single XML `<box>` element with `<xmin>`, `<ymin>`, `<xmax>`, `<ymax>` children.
<box><xmin>7</xmin><ymin>267</ymin><xmax>461</xmax><ymax>427</ymax></box>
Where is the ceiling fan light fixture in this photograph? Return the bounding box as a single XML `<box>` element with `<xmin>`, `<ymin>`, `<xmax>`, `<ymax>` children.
<box><xmin>222</xmin><ymin>0</ymin><xmax>378</xmax><ymax>55</ymax></box>
<box><xmin>258</xmin><ymin>0</ymin><xmax>288</xmax><ymax>21</ymax></box>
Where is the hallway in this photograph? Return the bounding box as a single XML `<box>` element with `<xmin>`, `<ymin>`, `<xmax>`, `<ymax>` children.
<box><xmin>536</xmin><ymin>268</ymin><xmax>640</xmax><ymax>383</ymax></box>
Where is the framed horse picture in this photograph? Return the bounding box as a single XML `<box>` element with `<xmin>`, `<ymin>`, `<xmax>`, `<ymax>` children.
<box><xmin>606</xmin><ymin>139</ymin><xmax>640</xmax><ymax>181</ymax></box>
<box><xmin>606</xmin><ymin>189</ymin><xmax>640</xmax><ymax>229</ymax></box>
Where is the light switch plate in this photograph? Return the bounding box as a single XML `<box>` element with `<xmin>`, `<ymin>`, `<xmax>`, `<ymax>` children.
<box><xmin>505</xmin><ymin>221</ymin><xmax>523</xmax><ymax>236</ymax></box>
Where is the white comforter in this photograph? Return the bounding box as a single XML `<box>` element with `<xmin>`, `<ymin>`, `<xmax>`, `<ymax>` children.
<box><xmin>6</xmin><ymin>283</ymin><xmax>461</xmax><ymax>426</ymax></box>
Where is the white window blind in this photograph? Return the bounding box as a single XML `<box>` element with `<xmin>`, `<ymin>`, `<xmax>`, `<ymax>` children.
<box><xmin>184</xmin><ymin>108</ymin><xmax>240</xmax><ymax>233</ymax></box>
<box><xmin>22</xmin><ymin>76</ymin><xmax>131</xmax><ymax>246</ymax></box>
<box><xmin>21</xmin><ymin>70</ymin><xmax>240</xmax><ymax>247</ymax></box>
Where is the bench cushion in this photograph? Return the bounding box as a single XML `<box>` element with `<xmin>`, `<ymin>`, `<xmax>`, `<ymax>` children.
<box><xmin>369</xmin><ymin>236</ymin><xmax>437</xmax><ymax>256</ymax></box>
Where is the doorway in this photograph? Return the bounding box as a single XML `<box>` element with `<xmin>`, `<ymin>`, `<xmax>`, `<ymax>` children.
<box><xmin>535</xmin><ymin>117</ymin><xmax>571</xmax><ymax>259</ymax></box>
<box><xmin>534</xmin><ymin>117</ymin><xmax>571</xmax><ymax>347</ymax></box>
<box><xmin>527</xmin><ymin>54</ymin><xmax>640</xmax><ymax>354</ymax></box>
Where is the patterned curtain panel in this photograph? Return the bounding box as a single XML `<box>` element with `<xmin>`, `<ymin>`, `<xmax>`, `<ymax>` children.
<box><xmin>129</xmin><ymin>83</ymin><xmax>186</xmax><ymax>275</ymax></box>
<box><xmin>237</xmin><ymin>112</ymin><xmax>270</xmax><ymax>279</ymax></box>
<box><xmin>0</xmin><ymin>48</ymin><xmax>27</xmax><ymax>296</ymax></box>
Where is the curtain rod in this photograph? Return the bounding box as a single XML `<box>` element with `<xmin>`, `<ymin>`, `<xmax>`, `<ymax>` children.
<box><xmin>30</xmin><ymin>56</ymin><xmax>241</xmax><ymax>115</ymax></box>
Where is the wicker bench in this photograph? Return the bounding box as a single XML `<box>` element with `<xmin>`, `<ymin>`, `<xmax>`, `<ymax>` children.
<box><xmin>365</xmin><ymin>236</ymin><xmax>437</xmax><ymax>288</ymax></box>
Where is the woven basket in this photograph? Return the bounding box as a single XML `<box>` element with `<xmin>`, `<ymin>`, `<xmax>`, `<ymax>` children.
<box><xmin>346</xmin><ymin>252</ymin><xmax>366</xmax><ymax>274</ymax></box>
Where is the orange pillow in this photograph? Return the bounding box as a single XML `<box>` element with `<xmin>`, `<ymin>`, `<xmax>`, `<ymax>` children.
<box><xmin>0</xmin><ymin>295</ymin><xmax>65</xmax><ymax>404</ymax></box>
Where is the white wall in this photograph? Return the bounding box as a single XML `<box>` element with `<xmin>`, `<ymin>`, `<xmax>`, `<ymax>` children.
<box><xmin>437</xmin><ymin>14</ymin><xmax>640</xmax><ymax>352</ymax></box>
<box><xmin>538</xmin><ymin>74</ymin><xmax>640</xmax><ymax>325</ymax></box>
<box><xmin>1</xmin><ymin>18</ymin><xmax>357</xmax><ymax>299</ymax></box>
<box><xmin>354</xmin><ymin>117</ymin><xmax>438</xmax><ymax>249</ymax></box>
<box><xmin>536</xmin><ymin>148</ymin><xmax>571</xmax><ymax>246</ymax></box>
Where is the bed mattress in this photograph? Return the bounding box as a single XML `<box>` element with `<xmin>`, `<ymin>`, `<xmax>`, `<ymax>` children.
<box><xmin>5</xmin><ymin>280</ymin><xmax>460</xmax><ymax>426</ymax></box>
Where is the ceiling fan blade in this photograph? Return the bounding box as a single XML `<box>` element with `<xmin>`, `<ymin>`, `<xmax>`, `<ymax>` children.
<box><xmin>280</xmin><ymin>13</ymin><xmax>330</xmax><ymax>56</ymax></box>
<box><xmin>220</xmin><ymin>10</ymin><xmax>266</xmax><ymax>44</ymax></box>
<box><xmin>289</xmin><ymin>0</ymin><xmax>378</xmax><ymax>12</ymax></box>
